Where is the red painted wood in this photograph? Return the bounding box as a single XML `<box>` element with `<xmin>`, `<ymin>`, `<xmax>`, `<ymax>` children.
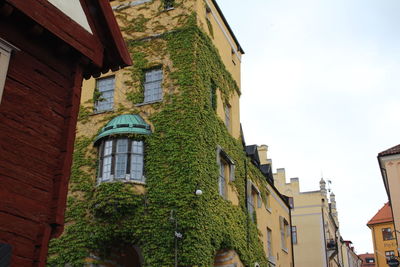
<box><xmin>50</xmin><ymin>64</ymin><xmax>84</xmax><ymax>234</ymax></box>
<box><xmin>0</xmin><ymin>212</ymin><xmax>40</xmax><ymax>241</ymax></box>
<box><xmin>0</xmin><ymin>187</ymin><xmax>50</xmax><ymax>223</ymax></box>
<box><xmin>0</xmin><ymin>175</ymin><xmax>50</xmax><ymax>204</ymax></box>
<box><xmin>5</xmin><ymin>0</ymin><xmax>104</xmax><ymax>66</ymax></box>
<box><xmin>0</xmin><ymin>231</ymin><xmax>36</xmax><ymax>260</ymax></box>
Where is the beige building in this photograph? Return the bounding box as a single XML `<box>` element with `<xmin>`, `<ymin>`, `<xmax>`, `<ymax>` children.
<box><xmin>247</xmin><ymin>145</ymin><xmax>294</xmax><ymax>267</ymax></box>
<box><xmin>367</xmin><ymin>203</ymin><xmax>399</xmax><ymax>266</ymax></box>
<box><xmin>378</xmin><ymin>144</ymin><xmax>400</xmax><ymax>257</ymax></box>
<box><xmin>341</xmin><ymin>241</ymin><xmax>362</xmax><ymax>267</ymax></box>
<box><xmin>274</xmin><ymin>171</ymin><xmax>343</xmax><ymax>267</ymax></box>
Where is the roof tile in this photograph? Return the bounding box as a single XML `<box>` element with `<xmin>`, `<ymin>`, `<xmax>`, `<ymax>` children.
<box><xmin>378</xmin><ymin>144</ymin><xmax>400</xmax><ymax>157</ymax></box>
<box><xmin>367</xmin><ymin>203</ymin><xmax>393</xmax><ymax>226</ymax></box>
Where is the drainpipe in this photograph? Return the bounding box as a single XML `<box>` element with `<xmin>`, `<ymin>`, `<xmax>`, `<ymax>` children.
<box><xmin>289</xmin><ymin>206</ymin><xmax>295</xmax><ymax>267</ymax></box>
<box><xmin>321</xmin><ymin>201</ymin><xmax>328</xmax><ymax>267</ymax></box>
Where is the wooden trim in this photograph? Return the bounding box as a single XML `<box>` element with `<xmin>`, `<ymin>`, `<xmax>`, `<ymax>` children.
<box><xmin>97</xmin><ymin>0</ymin><xmax>132</xmax><ymax>68</ymax></box>
<box><xmin>50</xmin><ymin>63</ymin><xmax>84</xmax><ymax>238</ymax></box>
<box><xmin>5</xmin><ymin>0</ymin><xmax>104</xmax><ymax>66</ymax></box>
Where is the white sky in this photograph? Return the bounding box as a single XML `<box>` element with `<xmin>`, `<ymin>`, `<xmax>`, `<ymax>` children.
<box><xmin>217</xmin><ymin>0</ymin><xmax>400</xmax><ymax>254</ymax></box>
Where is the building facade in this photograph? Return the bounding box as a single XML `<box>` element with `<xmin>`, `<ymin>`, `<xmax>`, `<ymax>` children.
<box><xmin>358</xmin><ymin>253</ymin><xmax>376</xmax><ymax>267</ymax></box>
<box><xmin>367</xmin><ymin>203</ymin><xmax>399</xmax><ymax>266</ymax></box>
<box><xmin>47</xmin><ymin>0</ymin><xmax>293</xmax><ymax>266</ymax></box>
<box><xmin>378</xmin><ymin>144</ymin><xmax>400</xmax><ymax>257</ymax></box>
<box><xmin>0</xmin><ymin>0</ymin><xmax>130</xmax><ymax>266</ymax></box>
<box><xmin>274</xmin><ymin>171</ymin><xmax>345</xmax><ymax>267</ymax></box>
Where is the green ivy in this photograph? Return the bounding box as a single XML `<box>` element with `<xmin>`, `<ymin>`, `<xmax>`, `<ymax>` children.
<box><xmin>48</xmin><ymin>8</ymin><xmax>268</xmax><ymax>267</ymax></box>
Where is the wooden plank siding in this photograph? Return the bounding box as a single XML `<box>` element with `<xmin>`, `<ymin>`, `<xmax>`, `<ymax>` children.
<box><xmin>0</xmin><ymin>23</ymin><xmax>82</xmax><ymax>265</ymax></box>
<box><xmin>0</xmin><ymin>0</ymin><xmax>130</xmax><ymax>265</ymax></box>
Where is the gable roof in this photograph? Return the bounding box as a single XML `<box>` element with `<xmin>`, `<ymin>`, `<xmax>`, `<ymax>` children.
<box><xmin>6</xmin><ymin>0</ymin><xmax>131</xmax><ymax>78</ymax></box>
<box><xmin>367</xmin><ymin>202</ymin><xmax>393</xmax><ymax>226</ymax></box>
<box><xmin>378</xmin><ymin>144</ymin><xmax>400</xmax><ymax>157</ymax></box>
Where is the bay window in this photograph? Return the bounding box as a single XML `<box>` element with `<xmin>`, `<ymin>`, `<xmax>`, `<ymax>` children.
<box><xmin>98</xmin><ymin>138</ymin><xmax>145</xmax><ymax>183</ymax></box>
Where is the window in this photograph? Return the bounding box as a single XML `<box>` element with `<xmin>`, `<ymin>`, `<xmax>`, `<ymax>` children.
<box><xmin>224</xmin><ymin>103</ymin><xmax>231</xmax><ymax>132</ymax></box>
<box><xmin>144</xmin><ymin>68</ymin><xmax>163</xmax><ymax>103</ymax></box>
<box><xmin>365</xmin><ymin>258</ymin><xmax>375</xmax><ymax>263</ymax></box>
<box><xmin>382</xmin><ymin>227</ymin><xmax>394</xmax><ymax>241</ymax></box>
<box><xmin>288</xmin><ymin>197</ymin><xmax>294</xmax><ymax>209</ymax></box>
<box><xmin>292</xmin><ymin>226</ymin><xmax>297</xmax><ymax>244</ymax></box>
<box><xmin>265</xmin><ymin>191</ymin><xmax>271</xmax><ymax>211</ymax></box>
<box><xmin>218</xmin><ymin>158</ymin><xmax>227</xmax><ymax>198</ymax></box>
<box><xmin>0</xmin><ymin>39</ymin><xmax>15</xmax><ymax>105</ymax></box>
<box><xmin>257</xmin><ymin>192</ymin><xmax>262</xmax><ymax>208</ymax></box>
<box><xmin>247</xmin><ymin>183</ymin><xmax>260</xmax><ymax>222</ymax></box>
<box><xmin>98</xmin><ymin>138</ymin><xmax>145</xmax><ymax>183</ymax></box>
<box><xmin>94</xmin><ymin>76</ymin><xmax>115</xmax><ymax>112</ymax></box>
<box><xmin>267</xmin><ymin>228</ymin><xmax>273</xmax><ymax>257</ymax></box>
<box><xmin>217</xmin><ymin>147</ymin><xmax>235</xmax><ymax>199</ymax></box>
<box><xmin>164</xmin><ymin>0</ymin><xmax>174</xmax><ymax>10</ymax></box>
<box><xmin>385</xmin><ymin>250</ymin><xmax>395</xmax><ymax>260</ymax></box>
<box><xmin>280</xmin><ymin>217</ymin><xmax>289</xmax><ymax>251</ymax></box>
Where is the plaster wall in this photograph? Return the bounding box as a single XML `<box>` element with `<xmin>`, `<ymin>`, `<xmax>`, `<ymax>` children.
<box><xmin>381</xmin><ymin>155</ymin><xmax>400</xmax><ymax>249</ymax></box>
<box><xmin>369</xmin><ymin>221</ymin><xmax>398</xmax><ymax>267</ymax></box>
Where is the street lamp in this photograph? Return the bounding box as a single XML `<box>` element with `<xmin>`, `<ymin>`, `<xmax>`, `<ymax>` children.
<box><xmin>170</xmin><ymin>189</ymin><xmax>203</xmax><ymax>267</ymax></box>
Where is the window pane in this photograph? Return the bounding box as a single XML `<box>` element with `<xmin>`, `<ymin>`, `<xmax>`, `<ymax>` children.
<box><xmin>219</xmin><ymin>161</ymin><xmax>225</xmax><ymax>197</ymax></box>
<box><xmin>102</xmin><ymin>156</ymin><xmax>112</xmax><ymax>181</ymax></box>
<box><xmin>117</xmin><ymin>139</ymin><xmax>128</xmax><ymax>153</ymax></box>
<box><xmin>115</xmin><ymin>154</ymin><xmax>127</xmax><ymax>179</ymax></box>
<box><xmin>104</xmin><ymin>140</ymin><xmax>113</xmax><ymax>156</ymax></box>
<box><xmin>131</xmin><ymin>154</ymin><xmax>144</xmax><ymax>180</ymax></box>
<box><xmin>131</xmin><ymin>141</ymin><xmax>144</xmax><ymax>181</ymax></box>
<box><xmin>95</xmin><ymin>76</ymin><xmax>114</xmax><ymax>111</ymax></box>
<box><xmin>144</xmin><ymin>68</ymin><xmax>162</xmax><ymax>102</ymax></box>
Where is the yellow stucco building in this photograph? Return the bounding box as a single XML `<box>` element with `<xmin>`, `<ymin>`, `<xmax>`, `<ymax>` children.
<box><xmin>48</xmin><ymin>0</ymin><xmax>294</xmax><ymax>266</ymax></box>
<box><xmin>367</xmin><ymin>203</ymin><xmax>399</xmax><ymax>266</ymax></box>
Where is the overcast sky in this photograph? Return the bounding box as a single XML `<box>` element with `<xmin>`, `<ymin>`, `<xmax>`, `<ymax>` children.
<box><xmin>217</xmin><ymin>0</ymin><xmax>400</xmax><ymax>254</ymax></box>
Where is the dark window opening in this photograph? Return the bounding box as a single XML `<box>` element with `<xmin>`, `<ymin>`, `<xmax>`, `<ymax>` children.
<box><xmin>164</xmin><ymin>0</ymin><xmax>174</xmax><ymax>10</ymax></box>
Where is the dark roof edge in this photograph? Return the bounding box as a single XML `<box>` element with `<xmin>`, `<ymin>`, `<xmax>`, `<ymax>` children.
<box><xmin>211</xmin><ymin>0</ymin><xmax>245</xmax><ymax>54</ymax></box>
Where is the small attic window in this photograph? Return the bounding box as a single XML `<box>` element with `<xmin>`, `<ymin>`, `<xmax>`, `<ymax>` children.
<box><xmin>0</xmin><ymin>38</ymin><xmax>17</xmax><ymax>105</ymax></box>
<box><xmin>164</xmin><ymin>0</ymin><xmax>174</xmax><ymax>10</ymax></box>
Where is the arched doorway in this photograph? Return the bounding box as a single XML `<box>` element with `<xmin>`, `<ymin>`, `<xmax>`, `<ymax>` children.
<box><xmin>89</xmin><ymin>246</ymin><xmax>143</xmax><ymax>267</ymax></box>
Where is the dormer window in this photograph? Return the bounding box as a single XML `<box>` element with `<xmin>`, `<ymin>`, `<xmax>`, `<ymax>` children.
<box><xmin>95</xmin><ymin>114</ymin><xmax>151</xmax><ymax>184</ymax></box>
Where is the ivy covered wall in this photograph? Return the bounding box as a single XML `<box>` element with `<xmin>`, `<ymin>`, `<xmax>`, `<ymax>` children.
<box><xmin>48</xmin><ymin>1</ymin><xmax>271</xmax><ymax>266</ymax></box>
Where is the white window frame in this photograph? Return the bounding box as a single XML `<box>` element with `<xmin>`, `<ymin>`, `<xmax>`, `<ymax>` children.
<box><xmin>0</xmin><ymin>39</ymin><xmax>18</xmax><ymax>105</ymax></box>
<box><xmin>94</xmin><ymin>76</ymin><xmax>115</xmax><ymax>112</ymax></box>
<box><xmin>143</xmin><ymin>68</ymin><xmax>163</xmax><ymax>103</ymax></box>
<box><xmin>98</xmin><ymin>138</ymin><xmax>145</xmax><ymax>184</ymax></box>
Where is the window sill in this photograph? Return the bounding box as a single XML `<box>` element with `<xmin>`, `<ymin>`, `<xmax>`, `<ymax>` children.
<box><xmin>135</xmin><ymin>99</ymin><xmax>162</xmax><ymax>107</ymax></box>
<box><xmin>281</xmin><ymin>248</ymin><xmax>288</xmax><ymax>254</ymax></box>
<box><xmin>266</xmin><ymin>207</ymin><xmax>272</xmax><ymax>213</ymax></box>
<box><xmin>92</xmin><ymin>109</ymin><xmax>114</xmax><ymax>115</ymax></box>
<box><xmin>97</xmin><ymin>179</ymin><xmax>146</xmax><ymax>185</ymax></box>
<box><xmin>163</xmin><ymin>7</ymin><xmax>175</xmax><ymax>12</ymax></box>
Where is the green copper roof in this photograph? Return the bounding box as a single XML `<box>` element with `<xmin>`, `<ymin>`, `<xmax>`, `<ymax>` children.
<box><xmin>95</xmin><ymin>114</ymin><xmax>151</xmax><ymax>142</ymax></box>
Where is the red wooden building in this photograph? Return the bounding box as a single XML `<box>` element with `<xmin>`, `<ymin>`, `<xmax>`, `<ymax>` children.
<box><xmin>0</xmin><ymin>0</ymin><xmax>131</xmax><ymax>265</ymax></box>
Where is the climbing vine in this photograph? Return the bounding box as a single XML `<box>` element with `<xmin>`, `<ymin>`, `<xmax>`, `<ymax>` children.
<box><xmin>48</xmin><ymin>1</ymin><xmax>269</xmax><ymax>266</ymax></box>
